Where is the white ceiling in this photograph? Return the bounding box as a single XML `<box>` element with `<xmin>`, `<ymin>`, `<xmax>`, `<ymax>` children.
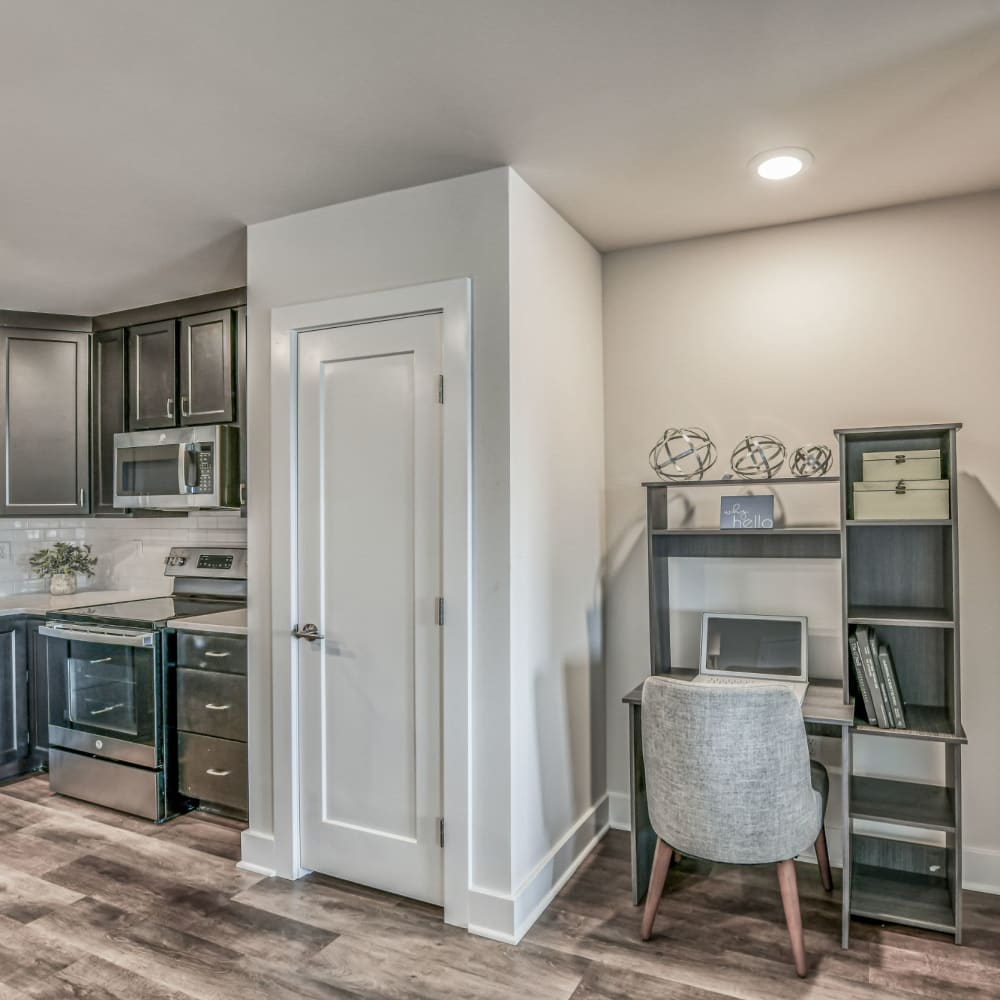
<box><xmin>3</xmin><ymin>0</ymin><xmax>1000</xmax><ymax>315</ymax></box>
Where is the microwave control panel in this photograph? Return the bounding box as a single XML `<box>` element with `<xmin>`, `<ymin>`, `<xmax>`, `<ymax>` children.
<box><xmin>197</xmin><ymin>448</ymin><xmax>214</xmax><ymax>492</ymax></box>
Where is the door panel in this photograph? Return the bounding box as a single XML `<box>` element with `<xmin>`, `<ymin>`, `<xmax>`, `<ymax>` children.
<box><xmin>297</xmin><ymin>312</ymin><xmax>442</xmax><ymax>904</ymax></box>
<box><xmin>0</xmin><ymin>621</ymin><xmax>28</xmax><ymax>774</ymax></box>
<box><xmin>93</xmin><ymin>329</ymin><xmax>128</xmax><ymax>515</ymax></box>
<box><xmin>129</xmin><ymin>320</ymin><xmax>177</xmax><ymax>429</ymax></box>
<box><xmin>179</xmin><ymin>310</ymin><xmax>234</xmax><ymax>425</ymax></box>
<box><xmin>0</xmin><ymin>330</ymin><xmax>89</xmax><ymax>515</ymax></box>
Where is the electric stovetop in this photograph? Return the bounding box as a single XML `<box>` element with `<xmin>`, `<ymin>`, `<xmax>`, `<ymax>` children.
<box><xmin>47</xmin><ymin>595</ymin><xmax>246</xmax><ymax>630</ymax></box>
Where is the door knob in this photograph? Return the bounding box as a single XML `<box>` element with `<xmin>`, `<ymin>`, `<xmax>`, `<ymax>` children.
<box><xmin>292</xmin><ymin>623</ymin><xmax>324</xmax><ymax>641</ymax></box>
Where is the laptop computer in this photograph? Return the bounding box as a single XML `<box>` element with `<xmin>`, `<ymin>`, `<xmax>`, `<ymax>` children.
<box><xmin>690</xmin><ymin>612</ymin><xmax>809</xmax><ymax>705</ymax></box>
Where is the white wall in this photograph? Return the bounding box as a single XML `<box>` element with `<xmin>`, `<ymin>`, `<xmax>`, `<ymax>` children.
<box><xmin>602</xmin><ymin>190</ymin><xmax>1000</xmax><ymax>889</ymax></box>
<box><xmin>507</xmin><ymin>173</ymin><xmax>606</xmax><ymax>934</ymax></box>
<box><xmin>244</xmin><ymin>169</ymin><xmax>514</xmax><ymax>897</ymax></box>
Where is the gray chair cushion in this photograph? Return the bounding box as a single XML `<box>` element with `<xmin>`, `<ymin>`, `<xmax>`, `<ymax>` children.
<box><xmin>642</xmin><ymin>676</ymin><xmax>826</xmax><ymax>865</ymax></box>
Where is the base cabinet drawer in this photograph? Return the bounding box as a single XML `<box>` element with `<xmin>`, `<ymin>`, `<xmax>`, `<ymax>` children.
<box><xmin>176</xmin><ymin>633</ymin><xmax>246</xmax><ymax>674</ymax></box>
<box><xmin>177</xmin><ymin>732</ymin><xmax>247</xmax><ymax>815</ymax></box>
<box><xmin>177</xmin><ymin>668</ymin><xmax>247</xmax><ymax>741</ymax></box>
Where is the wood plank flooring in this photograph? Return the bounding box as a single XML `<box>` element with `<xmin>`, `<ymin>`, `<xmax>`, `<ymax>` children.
<box><xmin>0</xmin><ymin>774</ymin><xmax>998</xmax><ymax>998</ymax></box>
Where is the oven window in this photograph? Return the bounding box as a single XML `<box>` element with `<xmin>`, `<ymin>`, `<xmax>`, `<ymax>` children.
<box><xmin>66</xmin><ymin>655</ymin><xmax>138</xmax><ymax>735</ymax></box>
<box><xmin>118</xmin><ymin>444</ymin><xmax>178</xmax><ymax>497</ymax></box>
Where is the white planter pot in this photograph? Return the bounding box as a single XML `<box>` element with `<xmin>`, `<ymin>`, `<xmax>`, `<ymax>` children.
<box><xmin>49</xmin><ymin>573</ymin><xmax>77</xmax><ymax>596</ymax></box>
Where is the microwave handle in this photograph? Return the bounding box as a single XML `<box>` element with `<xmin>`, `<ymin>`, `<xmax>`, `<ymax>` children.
<box><xmin>178</xmin><ymin>444</ymin><xmax>199</xmax><ymax>492</ymax></box>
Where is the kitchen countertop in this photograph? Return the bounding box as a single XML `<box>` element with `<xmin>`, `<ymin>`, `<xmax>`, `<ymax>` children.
<box><xmin>168</xmin><ymin>607</ymin><xmax>247</xmax><ymax>636</ymax></box>
<box><xmin>0</xmin><ymin>589</ymin><xmax>170</xmax><ymax>617</ymax></box>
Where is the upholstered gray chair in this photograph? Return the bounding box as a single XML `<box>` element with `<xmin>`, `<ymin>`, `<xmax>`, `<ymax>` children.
<box><xmin>640</xmin><ymin>675</ymin><xmax>832</xmax><ymax>977</ymax></box>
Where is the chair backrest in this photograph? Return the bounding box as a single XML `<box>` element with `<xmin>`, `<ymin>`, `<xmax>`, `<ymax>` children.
<box><xmin>641</xmin><ymin>675</ymin><xmax>821</xmax><ymax>865</ymax></box>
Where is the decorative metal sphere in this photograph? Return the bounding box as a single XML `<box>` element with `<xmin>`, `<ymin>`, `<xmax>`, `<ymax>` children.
<box><xmin>790</xmin><ymin>444</ymin><xmax>833</xmax><ymax>478</ymax></box>
<box><xmin>730</xmin><ymin>434</ymin><xmax>787</xmax><ymax>479</ymax></box>
<box><xmin>649</xmin><ymin>427</ymin><xmax>718</xmax><ymax>481</ymax></box>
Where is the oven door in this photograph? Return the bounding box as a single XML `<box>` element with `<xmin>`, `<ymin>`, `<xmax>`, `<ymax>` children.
<box><xmin>40</xmin><ymin>623</ymin><xmax>162</xmax><ymax>768</ymax></box>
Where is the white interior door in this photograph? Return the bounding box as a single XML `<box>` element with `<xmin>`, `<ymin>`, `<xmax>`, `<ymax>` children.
<box><xmin>296</xmin><ymin>312</ymin><xmax>443</xmax><ymax>904</ymax></box>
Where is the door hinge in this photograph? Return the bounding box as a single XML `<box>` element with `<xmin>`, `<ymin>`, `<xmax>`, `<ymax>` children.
<box><xmin>438</xmin><ymin>817</ymin><xmax>445</xmax><ymax>848</ymax></box>
<box><xmin>438</xmin><ymin>374</ymin><xmax>444</xmax><ymax>404</ymax></box>
<box><xmin>436</xmin><ymin>597</ymin><xmax>444</xmax><ymax>626</ymax></box>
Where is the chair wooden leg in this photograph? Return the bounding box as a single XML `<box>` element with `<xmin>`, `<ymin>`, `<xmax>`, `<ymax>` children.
<box><xmin>815</xmin><ymin>826</ymin><xmax>833</xmax><ymax>893</ymax></box>
<box><xmin>776</xmin><ymin>860</ymin><xmax>807</xmax><ymax>977</ymax></box>
<box><xmin>640</xmin><ymin>838</ymin><xmax>673</xmax><ymax>941</ymax></box>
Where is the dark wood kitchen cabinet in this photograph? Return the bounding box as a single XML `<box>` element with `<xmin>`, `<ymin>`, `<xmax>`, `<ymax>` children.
<box><xmin>179</xmin><ymin>309</ymin><xmax>235</xmax><ymax>425</ymax></box>
<box><xmin>0</xmin><ymin>618</ymin><xmax>30</xmax><ymax>781</ymax></box>
<box><xmin>235</xmin><ymin>306</ymin><xmax>247</xmax><ymax>511</ymax></box>
<box><xmin>92</xmin><ymin>328</ymin><xmax>128</xmax><ymax>515</ymax></box>
<box><xmin>128</xmin><ymin>318</ymin><xmax>178</xmax><ymax>429</ymax></box>
<box><xmin>0</xmin><ymin>329</ymin><xmax>90</xmax><ymax>516</ymax></box>
<box><xmin>27</xmin><ymin>618</ymin><xmax>49</xmax><ymax>768</ymax></box>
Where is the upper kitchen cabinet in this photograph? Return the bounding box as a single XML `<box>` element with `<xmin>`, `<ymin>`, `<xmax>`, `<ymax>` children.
<box><xmin>179</xmin><ymin>309</ymin><xmax>235</xmax><ymax>425</ymax></box>
<box><xmin>0</xmin><ymin>329</ymin><xmax>89</xmax><ymax>516</ymax></box>
<box><xmin>92</xmin><ymin>328</ymin><xmax>127</xmax><ymax>515</ymax></box>
<box><xmin>129</xmin><ymin>319</ymin><xmax>178</xmax><ymax>429</ymax></box>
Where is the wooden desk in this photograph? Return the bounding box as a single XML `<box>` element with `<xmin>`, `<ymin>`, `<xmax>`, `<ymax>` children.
<box><xmin>623</xmin><ymin>676</ymin><xmax>856</xmax><ymax>948</ymax></box>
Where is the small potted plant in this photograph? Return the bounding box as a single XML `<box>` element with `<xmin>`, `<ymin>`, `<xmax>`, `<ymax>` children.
<box><xmin>29</xmin><ymin>542</ymin><xmax>98</xmax><ymax>596</ymax></box>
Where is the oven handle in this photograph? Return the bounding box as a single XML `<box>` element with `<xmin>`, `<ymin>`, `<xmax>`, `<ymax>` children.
<box><xmin>39</xmin><ymin>624</ymin><xmax>158</xmax><ymax>648</ymax></box>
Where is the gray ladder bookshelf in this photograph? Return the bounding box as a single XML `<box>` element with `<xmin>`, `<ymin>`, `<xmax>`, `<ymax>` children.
<box><xmin>837</xmin><ymin>423</ymin><xmax>966</xmax><ymax>943</ymax></box>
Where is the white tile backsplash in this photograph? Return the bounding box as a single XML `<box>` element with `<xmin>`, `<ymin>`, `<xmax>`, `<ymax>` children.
<box><xmin>0</xmin><ymin>514</ymin><xmax>247</xmax><ymax>596</ymax></box>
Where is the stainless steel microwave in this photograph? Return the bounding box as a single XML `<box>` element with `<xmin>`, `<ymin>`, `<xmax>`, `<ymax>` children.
<box><xmin>113</xmin><ymin>425</ymin><xmax>240</xmax><ymax>509</ymax></box>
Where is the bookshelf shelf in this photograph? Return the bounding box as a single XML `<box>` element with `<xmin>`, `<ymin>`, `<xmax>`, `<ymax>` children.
<box><xmin>847</xmin><ymin>606</ymin><xmax>955</xmax><ymax>629</ymax></box>
<box><xmin>651</xmin><ymin>528</ymin><xmax>841</xmax><ymax>560</ymax></box>
<box><xmin>851</xmin><ymin>865</ymin><xmax>955</xmax><ymax>934</ymax></box>
<box><xmin>852</xmin><ymin>707</ymin><xmax>966</xmax><ymax>743</ymax></box>
<box><xmin>642</xmin><ymin>477</ymin><xmax>839</xmax><ymax>489</ymax></box>
<box><xmin>838</xmin><ymin>422</ymin><xmax>964</xmax><ymax>945</ymax></box>
<box><xmin>850</xmin><ymin>777</ymin><xmax>956</xmax><ymax>830</ymax></box>
<box><xmin>846</xmin><ymin>519</ymin><xmax>953</xmax><ymax>528</ymax></box>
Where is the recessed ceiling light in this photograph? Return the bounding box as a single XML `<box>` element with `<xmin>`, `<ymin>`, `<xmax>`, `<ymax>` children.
<box><xmin>749</xmin><ymin>147</ymin><xmax>813</xmax><ymax>181</ymax></box>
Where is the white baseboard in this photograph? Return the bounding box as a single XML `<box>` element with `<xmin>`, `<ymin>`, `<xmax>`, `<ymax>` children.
<box><xmin>964</xmin><ymin>846</ymin><xmax>1000</xmax><ymax>894</ymax></box>
<box><xmin>608</xmin><ymin>790</ymin><xmax>630</xmax><ymax>831</ymax></box>
<box><xmin>238</xmin><ymin>829</ymin><xmax>277</xmax><ymax>877</ymax></box>
<box><xmin>468</xmin><ymin>794</ymin><xmax>610</xmax><ymax>944</ymax></box>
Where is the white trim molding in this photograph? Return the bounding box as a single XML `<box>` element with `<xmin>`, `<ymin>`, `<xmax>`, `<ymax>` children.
<box><xmin>469</xmin><ymin>795</ymin><xmax>611</xmax><ymax>944</ymax></box>
<box><xmin>238</xmin><ymin>829</ymin><xmax>278</xmax><ymax>877</ymax></box>
<box><xmin>268</xmin><ymin>278</ymin><xmax>473</xmax><ymax>927</ymax></box>
<box><xmin>608</xmin><ymin>790</ymin><xmax>630</xmax><ymax>831</ymax></box>
<box><xmin>964</xmin><ymin>846</ymin><xmax>1000</xmax><ymax>894</ymax></box>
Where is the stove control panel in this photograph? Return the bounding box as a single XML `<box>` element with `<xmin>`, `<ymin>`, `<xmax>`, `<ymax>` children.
<box><xmin>164</xmin><ymin>546</ymin><xmax>246</xmax><ymax>580</ymax></box>
<box><xmin>197</xmin><ymin>554</ymin><xmax>233</xmax><ymax>570</ymax></box>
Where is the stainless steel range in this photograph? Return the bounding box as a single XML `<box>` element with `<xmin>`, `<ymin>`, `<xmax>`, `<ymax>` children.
<box><xmin>40</xmin><ymin>546</ymin><xmax>246</xmax><ymax>822</ymax></box>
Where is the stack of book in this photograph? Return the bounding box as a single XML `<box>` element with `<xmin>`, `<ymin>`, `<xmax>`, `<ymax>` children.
<box><xmin>848</xmin><ymin>626</ymin><xmax>907</xmax><ymax>728</ymax></box>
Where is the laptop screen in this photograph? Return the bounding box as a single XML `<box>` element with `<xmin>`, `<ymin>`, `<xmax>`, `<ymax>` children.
<box><xmin>700</xmin><ymin>614</ymin><xmax>807</xmax><ymax>681</ymax></box>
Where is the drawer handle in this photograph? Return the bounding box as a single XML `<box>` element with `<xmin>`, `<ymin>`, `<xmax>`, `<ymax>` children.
<box><xmin>205</xmin><ymin>703</ymin><xmax>232</xmax><ymax>711</ymax></box>
<box><xmin>204</xmin><ymin>651</ymin><xmax>230</xmax><ymax>658</ymax></box>
<box><xmin>206</xmin><ymin>768</ymin><xmax>231</xmax><ymax>777</ymax></box>
<box><xmin>895</xmin><ymin>479</ymin><xmax>907</xmax><ymax>495</ymax></box>
<box><xmin>89</xmin><ymin>657</ymin><xmax>113</xmax><ymax>664</ymax></box>
<box><xmin>895</xmin><ymin>454</ymin><xmax>906</xmax><ymax>464</ymax></box>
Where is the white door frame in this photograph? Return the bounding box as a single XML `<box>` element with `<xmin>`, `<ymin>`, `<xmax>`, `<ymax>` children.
<box><xmin>269</xmin><ymin>278</ymin><xmax>471</xmax><ymax>927</ymax></box>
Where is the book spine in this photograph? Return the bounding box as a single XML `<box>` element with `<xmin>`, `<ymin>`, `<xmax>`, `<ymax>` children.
<box><xmin>856</xmin><ymin>627</ymin><xmax>891</xmax><ymax>728</ymax></box>
<box><xmin>848</xmin><ymin>634</ymin><xmax>878</xmax><ymax>725</ymax></box>
<box><xmin>866</xmin><ymin>630</ymin><xmax>894</xmax><ymax>729</ymax></box>
<box><xmin>879</xmin><ymin>646</ymin><xmax>907</xmax><ymax>729</ymax></box>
